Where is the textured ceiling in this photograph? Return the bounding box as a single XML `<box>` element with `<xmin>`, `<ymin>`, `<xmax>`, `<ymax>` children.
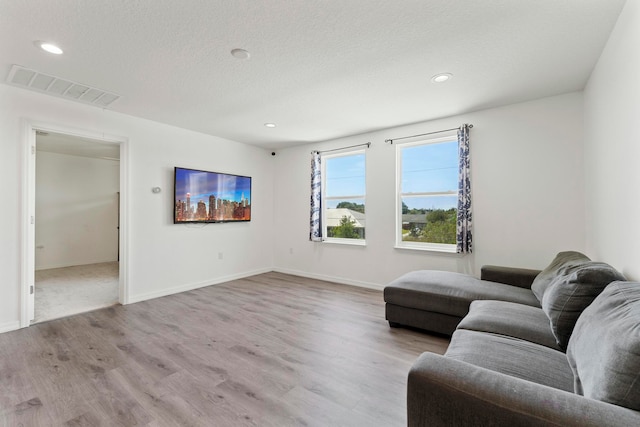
<box><xmin>0</xmin><ymin>0</ymin><xmax>626</xmax><ymax>149</ymax></box>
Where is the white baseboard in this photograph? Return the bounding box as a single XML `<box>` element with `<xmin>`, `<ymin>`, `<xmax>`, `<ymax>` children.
<box><xmin>127</xmin><ymin>267</ymin><xmax>273</xmax><ymax>304</ymax></box>
<box><xmin>36</xmin><ymin>259</ymin><xmax>118</xmax><ymax>271</ymax></box>
<box><xmin>0</xmin><ymin>320</ymin><xmax>21</xmax><ymax>334</ymax></box>
<box><xmin>272</xmin><ymin>267</ymin><xmax>384</xmax><ymax>291</ymax></box>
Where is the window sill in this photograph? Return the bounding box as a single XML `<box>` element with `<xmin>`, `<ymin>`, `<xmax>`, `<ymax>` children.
<box><xmin>323</xmin><ymin>238</ymin><xmax>367</xmax><ymax>247</ymax></box>
<box><xmin>394</xmin><ymin>243</ymin><xmax>458</xmax><ymax>254</ymax></box>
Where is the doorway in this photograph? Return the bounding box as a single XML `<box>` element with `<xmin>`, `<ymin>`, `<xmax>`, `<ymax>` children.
<box><xmin>21</xmin><ymin>122</ymin><xmax>128</xmax><ymax>327</ymax></box>
<box><xmin>33</xmin><ymin>131</ymin><xmax>120</xmax><ymax>323</ymax></box>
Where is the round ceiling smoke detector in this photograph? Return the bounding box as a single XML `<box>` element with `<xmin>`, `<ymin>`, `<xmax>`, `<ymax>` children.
<box><xmin>431</xmin><ymin>73</ymin><xmax>452</xmax><ymax>83</ymax></box>
<box><xmin>231</xmin><ymin>48</ymin><xmax>250</xmax><ymax>60</ymax></box>
<box><xmin>35</xmin><ymin>41</ymin><xmax>63</xmax><ymax>55</ymax></box>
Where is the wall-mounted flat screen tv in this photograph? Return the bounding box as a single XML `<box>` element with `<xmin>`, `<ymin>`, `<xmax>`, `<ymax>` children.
<box><xmin>174</xmin><ymin>167</ymin><xmax>251</xmax><ymax>223</ymax></box>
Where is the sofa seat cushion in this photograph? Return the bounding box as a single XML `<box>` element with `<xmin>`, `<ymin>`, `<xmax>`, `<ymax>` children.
<box><xmin>542</xmin><ymin>261</ymin><xmax>626</xmax><ymax>349</ymax></box>
<box><xmin>384</xmin><ymin>270</ymin><xmax>540</xmax><ymax>318</ymax></box>
<box><xmin>567</xmin><ymin>281</ymin><xmax>640</xmax><ymax>411</ymax></box>
<box><xmin>445</xmin><ymin>330</ymin><xmax>574</xmax><ymax>392</ymax></box>
<box><xmin>457</xmin><ymin>300</ymin><xmax>561</xmax><ymax>350</ymax></box>
<box><xmin>531</xmin><ymin>251</ymin><xmax>591</xmax><ymax>302</ymax></box>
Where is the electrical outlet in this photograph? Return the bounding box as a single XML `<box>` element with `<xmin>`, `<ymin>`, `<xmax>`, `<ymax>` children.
<box><xmin>218</xmin><ymin>252</ymin><xmax>223</xmax><ymax>260</ymax></box>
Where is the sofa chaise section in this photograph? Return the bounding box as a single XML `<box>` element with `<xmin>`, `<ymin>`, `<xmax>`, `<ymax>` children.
<box><xmin>384</xmin><ymin>268</ymin><xmax>540</xmax><ymax>335</ymax></box>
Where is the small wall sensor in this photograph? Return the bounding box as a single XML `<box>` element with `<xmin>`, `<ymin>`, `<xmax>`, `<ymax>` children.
<box><xmin>152</xmin><ymin>187</ymin><xmax>162</xmax><ymax>193</ymax></box>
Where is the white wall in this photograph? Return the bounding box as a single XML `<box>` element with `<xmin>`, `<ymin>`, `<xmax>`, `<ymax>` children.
<box><xmin>584</xmin><ymin>0</ymin><xmax>640</xmax><ymax>280</ymax></box>
<box><xmin>35</xmin><ymin>151</ymin><xmax>119</xmax><ymax>270</ymax></box>
<box><xmin>0</xmin><ymin>84</ymin><xmax>274</xmax><ymax>332</ymax></box>
<box><xmin>0</xmin><ymin>68</ymin><xmax>597</xmax><ymax>332</ymax></box>
<box><xmin>273</xmin><ymin>93</ymin><xmax>586</xmax><ymax>289</ymax></box>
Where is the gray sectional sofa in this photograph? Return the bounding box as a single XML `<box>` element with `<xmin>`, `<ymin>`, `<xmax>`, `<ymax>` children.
<box><xmin>385</xmin><ymin>252</ymin><xmax>640</xmax><ymax>426</ymax></box>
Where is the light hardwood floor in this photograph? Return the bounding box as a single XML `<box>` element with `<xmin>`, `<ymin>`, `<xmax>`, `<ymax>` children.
<box><xmin>0</xmin><ymin>272</ymin><xmax>449</xmax><ymax>426</ymax></box>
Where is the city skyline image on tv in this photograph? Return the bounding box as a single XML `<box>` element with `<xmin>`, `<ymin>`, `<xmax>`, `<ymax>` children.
<box><xmin>174</xmin><ymin>167</ymin><xmax>251</xmax><ymax>223</ymax></box>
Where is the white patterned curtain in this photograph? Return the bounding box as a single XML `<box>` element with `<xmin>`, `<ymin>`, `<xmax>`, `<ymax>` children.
<box><xmin>309</xmin><ymin>151</ymin><xmax>323</xmax><ymax>241</ymax></box>
<box><xmin>456</xmin><ymin>124</ymin><xmax>472</xmax><ymax>253</ymax></box>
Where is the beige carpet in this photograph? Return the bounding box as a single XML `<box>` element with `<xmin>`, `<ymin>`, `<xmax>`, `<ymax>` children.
<box><xmin>34</xmin><ymin>262</ymin><xmax>119</xmax><ymax>323</ymax></box>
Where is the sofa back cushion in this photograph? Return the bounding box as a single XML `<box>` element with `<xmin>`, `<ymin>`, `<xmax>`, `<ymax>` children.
<box><xmin>567</xmin><ymin>281</ymin><xmax>640</xmax><ymax>411</ymax></box>
<box><xmin>541</xmin><ymin>262</ymin><xmax>626</xmax><ymax>349</ymax></box>
<box><xmin>531</xmin><ymin>251</ymin><xmax>591</xmax><ymax>303</ymax></box>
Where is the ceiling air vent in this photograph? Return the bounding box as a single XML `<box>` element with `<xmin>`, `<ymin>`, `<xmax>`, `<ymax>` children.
<box><xmin>6</xmin><ymin>64</ymin><xmax>120</xmax><ymax>108</ymax></box>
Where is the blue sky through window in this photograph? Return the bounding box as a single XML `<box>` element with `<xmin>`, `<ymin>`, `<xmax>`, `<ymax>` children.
<box><xmin>322</xmin><ymin>141</ymin><xmax>458</xmax><ymax>211</ymax></box>
<box><xmin>325</xmin><ymin>154</ymin><xmax>365</xmax><ymax>192</ymax></box>
<box><xmin>401</xmin><ymin>140</ymin><xmax>458</xmax><ymax>210</ymax></box>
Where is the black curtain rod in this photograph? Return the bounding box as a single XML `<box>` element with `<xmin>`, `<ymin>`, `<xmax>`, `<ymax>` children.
<box><xmin>312</xmin><ymin>142</ymin><xmax>371</xmax><ymax>155</ymax></box>
<box><xmin>385</xmin><ymin>124</ymin><xmax>473</xmax><ymax>144</ymax></box>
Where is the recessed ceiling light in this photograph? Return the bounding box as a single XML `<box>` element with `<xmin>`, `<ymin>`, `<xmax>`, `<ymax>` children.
<box><xmin>231</xmin><ymin>48</ymin><xmax>250</xmax><ymax>60</ymax></box>
<box><xmin>35</xmin><ymin>41</ymin><xmax>63</xmax><ymax>55</ymax></box>
<box><xmin>431</xmin><ymin>73</ymin><xmax>452</xmax><ymax>83</ymax></box>
<box><xmin>264</xmin><ymin>123</ymin><xmax>276</xmax><ymax>128</ymax></box>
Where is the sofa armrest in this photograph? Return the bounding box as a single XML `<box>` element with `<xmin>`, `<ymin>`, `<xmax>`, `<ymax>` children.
<box><xmin>480</xmin><ymin>265</ymin><xmax>541</xmax><ymax>289</ymax></box>
<box><xmin>408</xmin><ymin>352</ymin><xmax>640</xmax><ymax>427</ymax></box>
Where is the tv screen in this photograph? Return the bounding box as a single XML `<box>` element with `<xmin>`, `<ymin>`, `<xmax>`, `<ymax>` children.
<box><xmin>174</xmin><ymin>167</ymin><xmax>251</xmax><ymax>223</ymax></box>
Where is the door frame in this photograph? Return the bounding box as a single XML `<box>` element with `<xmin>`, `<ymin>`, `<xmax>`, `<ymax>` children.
<box><xmin>20</xmin><ymin>119</ymin><xmax>130</xmax><ymax>327</ymax></box>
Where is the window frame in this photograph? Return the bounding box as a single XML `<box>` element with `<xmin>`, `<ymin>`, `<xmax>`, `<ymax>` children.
<box><xmin>395</xmin><ymin>135</ymin><xmax>458</xmax><ymax>253</ymax></box>
<box><xmin>321</xmin><ymin>149</ymin><xmax>367</xmax><ymax>246</ymax></box>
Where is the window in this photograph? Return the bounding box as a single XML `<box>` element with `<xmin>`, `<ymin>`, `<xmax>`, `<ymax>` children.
<box><xmin>396</xmin><ymin>136</ymin><xmax>458</xmax><ymax>252</ymax></box>
<box><xmin>322</xmin><ymin>150</ymin><xmax>366</xmax><ymax>243</ymax></box>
